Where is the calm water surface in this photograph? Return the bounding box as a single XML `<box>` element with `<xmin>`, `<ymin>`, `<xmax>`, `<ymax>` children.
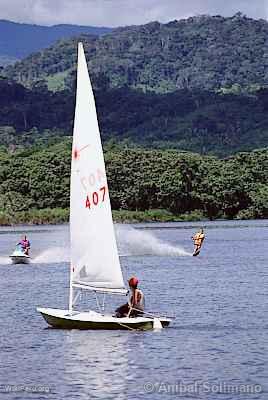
<box><xmin>0</xmin><ymin>220</ymin><xmax>267</xmax><ymax>399</ymax></box>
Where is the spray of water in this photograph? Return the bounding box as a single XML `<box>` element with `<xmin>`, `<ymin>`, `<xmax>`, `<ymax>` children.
<box><xmin>33</xmin><ymin>247</ymin><xmax>70</xmax><ymax>264</ymax></box>
<box><xmin>32</xmin><ymin>227</ymin><xmax>191</xmax><ymax>261</ymax></box>
<box><xmin>0</xmin><ymin>248</ymin><xmax>70</xmax><ymax>265</ymax></box>
<box><xmin>0</xmin><ymin>226</ymin><xmax>190</xmax><ymax>265</ymax></box>
<box><xmin>116</xmin><ymin>226</ymin><xmax>191</xmax><ymax>257</ymax></box>
<box><xmin>0</xmin><ymin>256</ymin><xmax>11</xmax><ymax>265</ymax></box>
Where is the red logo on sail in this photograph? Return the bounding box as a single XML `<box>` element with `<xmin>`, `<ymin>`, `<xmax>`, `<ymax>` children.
<box><xmin>73</xmin><ymin>144</ymin><xmax>90</xmax><ymax>160</ymax></box>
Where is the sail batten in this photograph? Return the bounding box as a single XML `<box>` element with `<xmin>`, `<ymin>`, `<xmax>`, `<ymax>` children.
<box><xmin>72</xmin><ymin>283</ymin><xmax>128</xmax><ymax>295</ymax></box>
<box><xmin>70</xmin><ymin>43</ymin><xmax>125</xmax><ymax>292</ymax></box>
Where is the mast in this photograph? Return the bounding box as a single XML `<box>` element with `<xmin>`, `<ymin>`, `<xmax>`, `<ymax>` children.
<box><xmin>69</xmin><ymin>264</ymin><xmax>73</xmax><ymax>313</ymax></box>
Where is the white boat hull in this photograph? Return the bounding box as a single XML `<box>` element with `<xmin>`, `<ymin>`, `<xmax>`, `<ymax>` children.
<box><xmin>10</xmin><ymin>255</ymin><xmax>30</xmax><ymax>264</ymax></box>
<box><xmin>37</xmin><ymin>308</ymin><xmax>171</xmax><ymax>330</ymax></box>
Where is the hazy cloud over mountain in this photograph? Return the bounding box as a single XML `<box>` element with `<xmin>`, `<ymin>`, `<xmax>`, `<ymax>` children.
<box><xmin>1</xmin><ymin>0</ymin><xmax>267</xmax><ymax>27</ymax></box>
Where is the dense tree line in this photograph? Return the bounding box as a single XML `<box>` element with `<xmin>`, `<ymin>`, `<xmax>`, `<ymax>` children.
<box><xmin>0</xmin><ymin>78</ymin><xmax>267</xmax><ymax>156</ymax></box>
<box><xmin>4</xmin><ymin>14</ymin><xmax>268</xmax><ymax>93</ymax></box>
<box><xmin>0</xmin><ymin>143</ymin><xmax>267</xmax><ymax>222</ymax></box>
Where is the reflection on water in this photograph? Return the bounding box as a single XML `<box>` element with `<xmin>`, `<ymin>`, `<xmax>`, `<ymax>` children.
<box><xmin>63</xmin><ymin>332</ymin><xmax>128</xmax><ymax>400</ymax></box>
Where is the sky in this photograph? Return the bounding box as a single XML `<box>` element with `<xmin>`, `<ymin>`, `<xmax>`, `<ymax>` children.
<box><xmin>0</xmin><ymin>0</ymin><xmax>267</xmax><ymax>27</ymax></box>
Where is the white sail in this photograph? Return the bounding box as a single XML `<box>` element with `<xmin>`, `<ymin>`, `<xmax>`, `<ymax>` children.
<box><xmin>70</xmin><ymin>43</ymin><xmax>125</xmax><ymax>293</ymax></box>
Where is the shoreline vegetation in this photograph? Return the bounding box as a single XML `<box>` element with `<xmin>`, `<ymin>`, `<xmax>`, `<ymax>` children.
<box><xmin>0</xmin><ymin>208</ymin><xmax>205</xmax><ymax>226</ymax></box>
<box><xmin>0</xmin><ymin>208</ymin><xmax>265</xmax><ymax>227</ymax></box>
<box><xmin>0</xmin><ymin>144</ymin><xmax>267</xmax><ymax>225</ymax></box>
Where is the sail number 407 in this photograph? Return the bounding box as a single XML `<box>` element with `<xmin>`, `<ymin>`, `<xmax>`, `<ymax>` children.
<box><xmin>85</xmin><ymin>186</ymin><xmax>107</xmax><ymax>209</ymax></box>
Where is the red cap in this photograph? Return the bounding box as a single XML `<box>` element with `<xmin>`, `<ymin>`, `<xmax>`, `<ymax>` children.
<box><xmin>128</xmin><ymin>276</ymin><xmax>139</xmax><ymax>288</ymax></box>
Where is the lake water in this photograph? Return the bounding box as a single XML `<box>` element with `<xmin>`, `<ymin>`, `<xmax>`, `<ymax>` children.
<box><xmin>0</xmin><ymin>220</ymin><xmax>267</xmax><ymax>399</ymax></box>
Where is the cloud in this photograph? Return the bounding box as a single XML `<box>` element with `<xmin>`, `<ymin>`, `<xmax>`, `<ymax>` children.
<box><xmin>0</xmin><ymin>0</ymin><xmax>267</xmax><ymax>27</ymax></box>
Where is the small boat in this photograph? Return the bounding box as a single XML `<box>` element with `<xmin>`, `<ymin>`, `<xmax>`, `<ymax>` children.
<box><xmin>37</xmin><ymin>43</ymin><xmax>171</xmax><ymax>330</ymax></box>
<box><xmin>10</xmin><ymin>245</ymin><xmax>30</xmax><ymax>264</ymax></box>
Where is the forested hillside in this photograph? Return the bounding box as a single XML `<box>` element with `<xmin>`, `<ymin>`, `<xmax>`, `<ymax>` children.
<box><xmin>4</xmin><ymin>13</ymin><xmax>268</xmax><ymax>93</ymax></box>
<box><xmin>0</xmin><ymin>19</ymin><xmax>112</xmax><ymax>66</ymax></box>
<box><xmin>1</xmin><ymin>14</ymin><xmax>268</xmax><ymax>157</ymax></box>
<box><xmin>0</xmin><ymin>143</ymin><xmax>266</xmax><ymax>224</ymax></box>
<box><xmin>0</xmin><ymin>77</ymin><xmax>267</xmax><ymax>156</ymax></box>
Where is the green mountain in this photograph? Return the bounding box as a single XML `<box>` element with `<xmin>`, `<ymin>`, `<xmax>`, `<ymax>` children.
<box><xmin>0</xmin><ymin>77</ymin><xmax>267</xmax><ymax>156</ymax></box>
<box><xmin>0</xmin><ymin>19</ymin><xmax>112</xmax><ymax>66</ymax></box>
<box><xmin>1</xmin><ymin>14</ymin><xmax>268</xmax><ymax>156</ymax></box>
<box><xmin>4</xmin><ymin>13</ymin><xmax>268</xmax><ymax>93</ymax></box>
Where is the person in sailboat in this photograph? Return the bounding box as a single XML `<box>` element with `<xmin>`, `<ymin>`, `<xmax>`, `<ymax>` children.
<box><xmin>192</xmin><ymin>228</ymin><xmax>205</xmax><ymax>255</ymax></box>
<box><xmin>115</xmin><ymin>276</ymin><xmax>145</xmax><ymax>318</ymax></box>
<box><xmin>17</xmin><ymin>235</ymin><xmax>31</xmax><ymax>255</ymax></box>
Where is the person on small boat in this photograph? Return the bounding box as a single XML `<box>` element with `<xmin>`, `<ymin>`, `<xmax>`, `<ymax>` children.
<box><xmin>17</xmin><ymin>235</ymin><xmax>31</xmax><ymax>255</ymax></box>
<box><xmin>115</xmin><ymin>276</ymin><xmax>145</xmax><ymax>318</ymax></box>
<box><xmin>192</xmin><ymin>228</ymin><xmax>205</xmax><ymax>254</ymax></box>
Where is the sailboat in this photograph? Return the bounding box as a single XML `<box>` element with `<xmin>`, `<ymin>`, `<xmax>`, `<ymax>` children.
<box><xmin>37</xmin><ymin>43</ymin><xmax>171</xmax><ymax>330</ymax></box>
